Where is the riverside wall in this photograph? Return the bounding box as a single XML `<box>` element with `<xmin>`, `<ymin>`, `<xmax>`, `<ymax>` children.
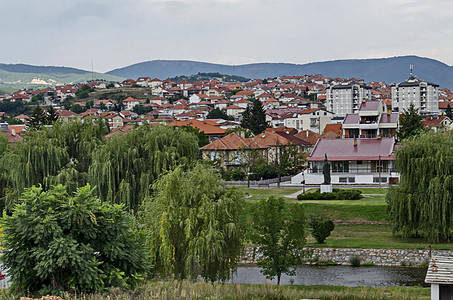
<box><xmin>241</xmin><ymin>247</ymin><xmax>453</xmax><ymax>266</ymax></box>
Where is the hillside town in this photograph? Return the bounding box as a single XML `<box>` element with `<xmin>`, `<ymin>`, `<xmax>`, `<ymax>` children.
<box><xmin>1</xmin><ymin>68</ymin><xmax>452</xmax><ymax>186</ymax></box>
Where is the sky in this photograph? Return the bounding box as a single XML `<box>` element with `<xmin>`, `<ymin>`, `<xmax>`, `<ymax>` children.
<box><xmin>2</xmin><ymin>0</ymin><xmax>453</xmax><ymax>73</ymax></box>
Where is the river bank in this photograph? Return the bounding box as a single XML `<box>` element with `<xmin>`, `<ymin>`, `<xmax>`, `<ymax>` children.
<box><xmin>241</xmin><ymin>246</ymin><xmax>452</xmax><ymax>267</ymax></box>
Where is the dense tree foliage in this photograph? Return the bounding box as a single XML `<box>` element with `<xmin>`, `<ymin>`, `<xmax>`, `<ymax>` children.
<box><xmin>1</xmin><ymin>184</ymin><xmax>149</xmax><ymax>294</ymax></box>
<box><xmin>398</xmin><ymin>103</ymin><xmax>424</xmax><ymax>140</ymax></box>
<box><xmin>0</xmin><ymin>120</ymin><xmax>108</xmax><ymax>209</ymax></box>
<box><xmin>140</xmin><ymin>163</ymin><xmax>246</xmax><ymax>282</ymax></box>
<box><xmin>240</xmin><ymin>98</ymin><xmax>269</xmax><ymax>135</ymax></box>
<box><xmin>206</xmin><ymin>107</ymin><xmax>233</xmax><ymax>120</ymax></box>
<box><xmin>251</xmin><ymin>197</ymin><xmax>306</xmax><ymax>285</ymax></box>
<box><xmin>179</xmin><ymin>125</ymin><xmax>210</xmax><ymax>148</ymax></box>
<box><xmin>387</xmin><ymin>132</ymin><xmax>453</xmax><ymax>242</ymax></box>
<box><xmin>89</xmin><ymin>125</ymin><xmax>199</xmax><ymax>211</ymax></box>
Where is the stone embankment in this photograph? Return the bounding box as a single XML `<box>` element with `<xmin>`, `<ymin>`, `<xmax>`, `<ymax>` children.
<box><xmin>241</xmin><ymin>246</ymin><xmax>453</xmax><ymax>266</ymax></box>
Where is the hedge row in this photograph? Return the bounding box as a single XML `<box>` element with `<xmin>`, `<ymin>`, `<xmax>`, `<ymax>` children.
<box><xmin>297</xmin><ymin>189</ymin><xmax>363</xmax><ymax>200</ymax></box>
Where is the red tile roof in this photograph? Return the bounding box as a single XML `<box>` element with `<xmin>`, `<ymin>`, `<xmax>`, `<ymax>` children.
<box><xmin>201</xmin><ymin>133</ymin><xmax>266</xmax><ymax>150</ymax></box>
<box><xmin>168</xmin><ymin>119</ymin><xmax>226</xmax><ymax>135</ymax></box>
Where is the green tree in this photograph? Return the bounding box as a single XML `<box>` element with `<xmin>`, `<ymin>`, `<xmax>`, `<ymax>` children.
<box><xmin>179</xmin><ymin>124</ymin><xmax>210</xmax><ymax>147</ymax></box>
<box><xmin>251</xmin><ymin>197</ymin><xmax>306</xmax><ymax>285</ymax></box>
<box><xmin>46</xmin><ymin>106</ymin><xmax>59</xmax><ymax>124</ymax></box>
<box><xmin>308</xmin><ymin>215</ymin><xmax>335</xmax><ymax>244</ymax></box>
<box><xmin>446</xmin><ymin>104</ymin><xmax>453</xmax><ymax>120</ymax></box>
<box><xmin>86</xmin><ymin>100</ymin><xmax>94</xmax><ymax>109</ymax></box>
<box><xmin>89</xmin><ymin>125</ymin><xmax>199</xmax><ymax>211</ymax></box>
<box><xmin>140</xmin><ymin>163</ymin><xmax>246</xmax><ymax>282</ymax></box>
<box><xmin>29</xmin><ymin>105</ymin><xmax>47</xmax><ymax>129</ymax></box>
<box><xmin>0</xmin><ymin>120</ymin><xmax>108</xmax><ymax>209</ymax></box>
<box><xmin>387</xmin><ymin>132</ymin><xmax>453</xmax><ymax>242</ymax></box>
<box><xmin>240</xmin><ymin>98</ymin><xmax>269</xmax><ymax>135</ymax></box>
<box><xmin>398</xmin><ymin>103</ymin><xmax>424</xmax><ymax>140</ymax></box>
<box><xmin>70</xmin><ymin>104</ymin><xmax>85</xmax><ymax>114</ymax></box>
<box><xmin>206</xmin><ymin>108</ymin><xmax>233</xmax><ymax>120</ymax></box>
<box><xmin>1</xmin><ymin>184</ymin><xmax>149</xmax><ymax>294</ymax></box>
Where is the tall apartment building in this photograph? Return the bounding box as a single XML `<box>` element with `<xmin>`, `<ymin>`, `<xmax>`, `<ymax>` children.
<box><xmin>391</xmin><ymin>69</ymin><xmax>439</xmax><ymax>115</ymax></box>
<box><xmin>326</xmin><ymin>82</ymin><xmax>372</xmax><ymax>117</ymax></box>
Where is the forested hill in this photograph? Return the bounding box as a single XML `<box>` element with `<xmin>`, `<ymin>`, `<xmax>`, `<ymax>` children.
<box><xmin>169</xmin><ymin>72</ymin><xmax>249</xmax><ymax>83</ymax></box>
<box><xmin>107</xmin><ymin>56</ymin><xmax>453</xmax><ymax>88</ymax></box>
<box><xmin>0</xmin><ymin>63</ymin><xmax>123</xmax><ymax>90</ymax></box>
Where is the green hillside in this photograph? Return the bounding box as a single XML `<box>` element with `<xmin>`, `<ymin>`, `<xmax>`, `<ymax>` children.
<box><xmin>0</xmin><ymin>64</ymin><xmax>123</xmax><ymax>90</ymax></box>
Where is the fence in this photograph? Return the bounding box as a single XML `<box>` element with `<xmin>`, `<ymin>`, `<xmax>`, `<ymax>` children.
<box><xmin>225</xmin><ymin>176</ymin><xmax>292</xmax><ymax>186</ymax></box>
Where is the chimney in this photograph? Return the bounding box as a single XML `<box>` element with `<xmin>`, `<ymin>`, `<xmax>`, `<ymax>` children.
<box><xmin>306</xmin><ymin>130</ymin><xmax>309</xmax><ymax>138</ymax></box>
<box><xmin>11</xmin><ymin>129</ymin><xmax>16</xmax><ymax>136</ymax></box>
<box><xmin>354</xmin><ymin>138</ymin><xmax>358</xmax><ymax>147</ymax></box>
<box><xmin>387</xmin><ymin>105</ymin><xmax>392</xmax><ymax>116</ymax></box>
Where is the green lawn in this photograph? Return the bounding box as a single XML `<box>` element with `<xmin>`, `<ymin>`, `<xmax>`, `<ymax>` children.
<box><xmin>306</xmin><ymin>224</ymin><xmax>453</xmax><ymax>250</ymax></box>
<box><xmin>239</xmin><ymin>186</ymin><xmax>453</xmax><ymax>250</ymax></box>
<box><xmin>240</xmin><ymin>187</ymin><xmax>301</xmax><ymax>196</ymax></box>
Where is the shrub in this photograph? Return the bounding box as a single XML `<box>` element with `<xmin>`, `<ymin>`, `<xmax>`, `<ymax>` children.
<box><xmin>297</xmin><ymin>189</ymin><xmax>362</xmax><ymax>200</ymax></box>
<box><xmin>349</xmin><ymin>255</ymin><xmax>361</xmax><ymax>267</ymax></box>
<box><xmin>1</xmin><ymin>184</ymin><xmax>149</xmax><ymax>294</ymax></box>
<box><xmin>223</xmin><ymin>168</ymin><xmax>246</xmax><ymax>181</ymax></box>
<box><xmin>250</xmin><ymin>158</ymin><xmax>277</xmax><ymax>180</ymax></box>
<box><xmin>308</xmin><ymin>215</ymin><xmax>335</xmax><ymax>244</ymax></box>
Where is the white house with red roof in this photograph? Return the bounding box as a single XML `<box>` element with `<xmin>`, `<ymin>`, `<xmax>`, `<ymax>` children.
<box><xmin>225</xmin><ymin>105</ymin><xmax>246</xmax><ymax>119</ymax></box>
<box><xmin>293</xmin><ymin>137</ymin><xmax>398</xmax><ymax>185</ymax></box>
<box><xmin>189</xmin><ymin>93</ymin><xmax>209</xmax><ymax>104</ymax></box>
<box><xmin>122</xmin><ymin>97</ymin><xmax>140</xmax><ymax>111</ymax></box>
<box><xmin>136</xmin><ymin>77</ymin><xmax>151</xmax><ymax>87</ymax></box>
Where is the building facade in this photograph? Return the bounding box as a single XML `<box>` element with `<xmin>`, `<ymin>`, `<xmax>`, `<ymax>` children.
<box><xmin>391</xmin><ymin>76</ymin><xmax>439</xmax><ymax>115</ymax></box>
<box><xmin>326</xmin><ymin>83</ymin><xmax>372</xmax><ymax>117</ymax></box>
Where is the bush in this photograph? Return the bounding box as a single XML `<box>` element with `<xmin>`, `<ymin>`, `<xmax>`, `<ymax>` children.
<box><xmin>308</xmin><ymin>215</ymin><xmax>335</xmax><ymax>244</ymax></box>
<box><xmin>223</xmin><ymin>168</ymin><xmax>246</xmax><ymax>181</ymax></box>
<box><xmin>1</xmin><ymin>184</ymin><xmax>149</xmax><ymax>294</ymax></box>
<box><xmin>297</xmin><ymin>189</ymin><xmax>362</xmax><ymax>200</ymax></box>
<box><xmin>349</xmin><ymin>255</ymin><xmax>361</xmax><ymax>267</ymax></box>
<box><xmin>250</xmin><ymin>158</ymin><xmax>277</xmax><ymax>180</ymax></box>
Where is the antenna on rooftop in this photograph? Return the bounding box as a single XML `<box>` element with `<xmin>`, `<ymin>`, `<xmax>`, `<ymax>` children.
<box><xmin>409</xmin><ymin>64</ymin><xmax>414</xmax><ymax>77</ymax></box>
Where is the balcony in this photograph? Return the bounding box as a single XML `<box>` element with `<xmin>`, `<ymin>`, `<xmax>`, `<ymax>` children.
<box><xmin>359</xmin><ymin>122</ymin><xmax>379</xmax><ymax>130</ymax></box>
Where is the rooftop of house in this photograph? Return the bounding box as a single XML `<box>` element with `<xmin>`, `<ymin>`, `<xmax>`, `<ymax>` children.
<box><xmin>309</xmin><ymin>137</ymin><xmax>396</xmax><ymax>161</ymax></box>
<box><xmin>201</xmin><ymin>133</ymin><xmax>266</xmax><ymax>150</ymax></box>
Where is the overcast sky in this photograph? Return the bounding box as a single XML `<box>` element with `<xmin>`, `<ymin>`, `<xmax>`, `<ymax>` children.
<box><xmin>2</xmin><ymin>0</ymin><xmax>453</xmax><ymax>72</ymax></box>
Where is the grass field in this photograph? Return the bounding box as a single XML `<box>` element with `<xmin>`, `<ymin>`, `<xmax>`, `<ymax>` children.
<box><xmin>12</xmin><ymin>281</ymin><xmax>427</xmax><ymax>300</ymax></box>
<box><xmin>240</xmin><ymin>186</ymin><xmax>453</xmax><ymax>250</ymax></box>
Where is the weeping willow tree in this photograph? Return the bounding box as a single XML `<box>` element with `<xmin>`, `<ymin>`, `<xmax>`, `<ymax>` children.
<box><xmin>89</xmin><ymin>125</ymin><xmax>199</xmax><ymax>211</ymax></box>
<box><xmin>0</xmin><ymin>120</ymin><xmax>108</xmax><ymax>209</ymax></box>
<box><xmin>387</xmin><ymin>132</ymin><xmax>453</xmax><ymax>242</ymax></box>
<box><xmin>139</xmin><ymin>163</ymin><xmax>246</xmax><ymax>282</ymax></box>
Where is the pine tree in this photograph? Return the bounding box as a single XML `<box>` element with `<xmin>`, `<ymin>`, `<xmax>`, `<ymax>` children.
<box><xmin>240</xmin><ymin>97</ymin><xmax>268</xmax><ymax>135</ymax></box>
<box><xmin>398</xmin><ymin>103</ymin><xmax>424</xmax><ymax>140</ymax></box>
<box><xmin>446</xmin><ymin>104</ymin><xmax>453</xmax><ymax>120</ymax></box>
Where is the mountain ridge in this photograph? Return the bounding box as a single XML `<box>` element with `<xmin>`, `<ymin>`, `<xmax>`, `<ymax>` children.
<box><xmin>106</xmin><ymin>56</ymin><xmax>453</xmax><ymax>88</ymax></box>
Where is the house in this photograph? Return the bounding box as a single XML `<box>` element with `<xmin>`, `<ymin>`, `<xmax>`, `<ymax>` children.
<box><xmin>122</xmin><ymin>97</ymin><xmax>140</xmax><ymax>111</ymax></box>
<box><xmin>294</xmin><ymin>130</ymin><xmax>321</xmax><ymax>149</ymax></box>
<box><xmin>425</xmin><ymin>256</ymin><xmax>453</xmax><ymax>300</ymax></box>
<box><xmin>57</xmin><ymin>109</ymin><xmax>79</xmax><ymax>122</ymax></box>
<box><xmin>95</xmin><ymin>100</ymin><xmax>114</xmax><ymax>110</ymax></box>
<box><xmin>277</xmin><ymin>108</ymin><xmax>334</xmax><ymax>133</ymax></box>
<box><xmin>122</xmin><ymin>79</ymin><xmax>136</xmax><ymax>87</ymax></box>
<box><xmin>342</xmin><ymin>101</ymin><xmax>399</xmax><ymax>138</ymax></box>
<box><xmin>225</xmin><ymin>105</ymin><xmax>246</xmax><ymax>119</ymax></box>
<box><xmin>200</xmin><ymin>133</ymin><xmax>267</xmax><ymax>170</ymax></box>
<box><xmin>14</xmin><ymin>114</ymin><xmax>31</xmax><ymax>123</ymax></box>
<box><xmin>189</xmin><ymin>93</ymin><xmax>209</xmax><ymax>104</ymax></box>
<box><xmin>136</xmin><ymin>77</ymin><xmax>151</xmax><ymax>87</ymax></box>
<box><xmin>0</xmin><ymin>112</ymin><xmax>10</xmax><ymax>121</ymax></box>
<box><xmin>102</xmin><ymin>112</ymin><xmax>123</xmax><ymax>129</ymax></box>
<box><xmin>149</xmin><ymin>96</ymin><xmax>168</xmax><ymax>106</ymax></box>
<box><xmin>423</xmin><ymin>115</ymin><xmax>453</xmax><ymax>133</ymax></box>
<box><xmin>0</xmin><ymin>123</ymin><xmax>23</xmax><ymax>146</ymax></box>
<box><xmin>295</xmin><ymin>137</ymin><xmax>398</xmax><ymax>185</ymax></box>
<box><xmin>252</xmin><ymin>128</ymin><xmax>311</xmax><ymax>163</ymax></box>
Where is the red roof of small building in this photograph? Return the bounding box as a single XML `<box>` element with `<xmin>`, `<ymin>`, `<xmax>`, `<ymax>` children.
<box><xmin>201</xmin><ymin>133</ymin><xmax>266</xmax><ymax>150</ymax></box>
